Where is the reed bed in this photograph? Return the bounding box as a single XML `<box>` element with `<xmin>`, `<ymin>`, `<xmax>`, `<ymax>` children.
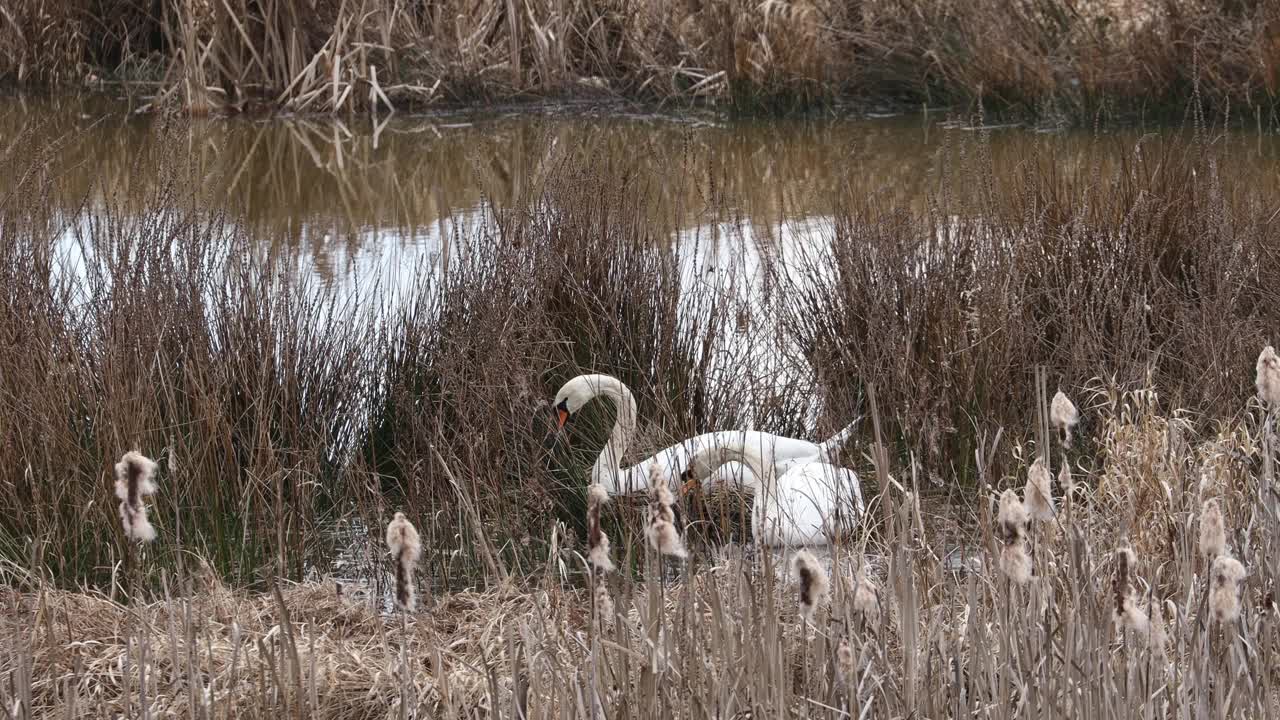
<box><xmin>5</xmin><ymin>383</ymin><xmax>1280</xmax><ymax>718</ymax></box>
<box><xmin>2</xmin><ymin>1</ymin><xmax>1280</xmax><ymax>119</ymax></box>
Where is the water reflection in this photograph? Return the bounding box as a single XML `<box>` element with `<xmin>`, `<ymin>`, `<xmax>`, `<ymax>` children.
<box><xmin>5</xmin><ymin>94</ymin><xmax>1280</xmax><ymax>287</ymax></box>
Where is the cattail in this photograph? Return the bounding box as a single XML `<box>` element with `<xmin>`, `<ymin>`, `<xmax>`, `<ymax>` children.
<box><xmin>646</xmin><ymin>463</ymin><xmax>686</xmax><ymax>559</ymax></box>
<box><xmin>385</xmin><ymin>512</ymin><xmax>421</xmax><ymax>612</ymax></box>
<box><xmin>852</xmin><ymin>570</ymin><xmax>880</xmax><ymax>625</ymax></box>
<box><xmin>1146</xmin><ymin>598</ymin><xmax>1169</xmax><ymax>660</ymax></box>
<box><xmin>1256</xmin><ymin>346</ymin><xmax>1280</xmax><ymax>409</ymax></box>
<box><xmin>791</xmin><ymin>550</ymin><xmax>829</xmax><ymax>622</ymax></box>
<box><xmin>586</xmin><ymin>483</ymin><xmax>614</xmax><ymax>573</ymax></box>
<box><xmin>995</xmin><ymin>489</ymin><xmax>1032</xmax><ymax>585</ymax></box>
<box><xmin>1210</xmin><ymin>555</ymin><xmax>1246</xmax><ymax>625</ymax></box>
<box><xmin>835</xmin><ymin>636</ymin><xmax>855</xmax><ymax>691</ymax></box>
<box><xmin>999</xmin><ymin>543</ymin><xmax>1032</xmax><ymax>585</ymax></box>
<box><xmin>996</xmin><ymin>489</ymin><xmax>1029</xmax><ymax>544</ymax></box>
<box><xmin>1024</xmin><ymin>457</ymin><xmax>1054</xmax><ymax>521</ymax></box>
<box><xmin>114</xmin><ymin>451</ymin><xmax>159</xmax><ymax>543</ymax></box>
<box><xmin>1050</xmin><ymin>390</ymin><xmax>1080</xmax><ymax>448</ymax></box>
<box><xmin>1057</xmin><ymin>461</ymin><xmax>1075</xmax><ymax>498</ymax></box>
<box><xmin>1199</xmin><ymin>498</ymin><xmax>1226</xmax><ymax>561</ymax></box>
<box><xmin>1113</xmin><ymin>546</ymin><xmax>1136</xmax><ymax>619</ymax></box>
<box><xmin>593</xmin><ymin>576</ymin><xmax>614</xmax><ymax>628</ymax></box>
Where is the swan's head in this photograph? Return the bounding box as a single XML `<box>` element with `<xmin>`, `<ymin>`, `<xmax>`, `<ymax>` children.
<box><xmin>551</xmin><ymin>375</ymin><xmax>601</xmax><ymax>430</ymax></box>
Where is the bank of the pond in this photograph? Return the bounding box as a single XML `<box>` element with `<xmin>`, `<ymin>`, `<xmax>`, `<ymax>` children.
<box><xmin>3</xmin><ymin>1</ymin><xmax>1279</xmax><ymax>121</ymax></box>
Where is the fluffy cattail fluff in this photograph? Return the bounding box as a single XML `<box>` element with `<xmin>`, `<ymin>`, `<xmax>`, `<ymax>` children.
<box><xmin>852</xmin><ymin>570</ymin><xmax>880</xmax><ymax>625</ymax></box>
<box><xmin>1057</xmin><ymin>462</ymin><xmax>1075</xmax><ymax>498</ymax></box>
<box><xmin>835</xmin><ymin>637</ymin><xmax>855</xmax><ymax>691</ymax></box>
<box><xmin>995</xmin><ymin>489</ymin><xmax>1032</xmax><ymax>585</ymax></box>
<box><xmin>1050</xmin><ymin>390</ymin><xmax>1080</xmax><ymax>448</ymax></box>
<box><xmin>1256</xmin><ymin>346</ymin><xmax>1280</xmax><ymax>409</ymax></box>
<box><xmin>385</xmin><ymin>512</ymin><xmax>421</xmax><ymax>612</ymax></box>
<box><xmin>1024</xmin><ymin>457</ymin><xmax>1055</xmax><ymax>521</ymax></box>
<box><xmin>1112</xmin><ymin>545</ymin><xmax>1143</xmax><ymax>630</ymax></box>
<box><xmin>1210</xmin><ymin>556</ymin><xmax>1246</xmax><ymax>625</ymax></box>
<box><xmin>646</xmin><ymin>463</ymin><xmax>686</xmax><ymax>559</ymax></box>
<box><xmin>593</xmin><ymin>576</ymin><xmax>614</xmax><ymax>628</ymax></box>
<box><xmin>791</xmin><ymin>550</ymin><xmax>829</xmax><ymax>622</ymax></box>
<box><xmin>586</xmin><ymin>483</ymin><xmax>614</xmax><ymax>573</ymax></box>
<box><xmin>1199</xmin><ymin>498</ymin><xmax>1226</xmax><ymax>561</ymax></box>
<box><xmin>114</xmin><ymin>451</ymin><xmax>159</xmax><ymax>543</ymax></box>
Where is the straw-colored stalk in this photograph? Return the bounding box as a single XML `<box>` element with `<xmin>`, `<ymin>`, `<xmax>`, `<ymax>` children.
<box><xmin>114</xmin><ymin>451</ymin><xmax>159</xmax><ymax>543</ymax></box>
<box><xmin>385</xmin><ymin>512</ymin><xmax>422</xmax><ymax>612</ymax></box>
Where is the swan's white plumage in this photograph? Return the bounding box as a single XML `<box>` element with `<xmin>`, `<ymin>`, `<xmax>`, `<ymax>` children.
<box><xmin>552</xmin><ymin>373</ymin><xmax>860</xmax><ymax>498</ymax></box>
<box><xmin>685</xmin><ymin>444</ymin><xmax>864</xmax><ymax>548</ymax></box>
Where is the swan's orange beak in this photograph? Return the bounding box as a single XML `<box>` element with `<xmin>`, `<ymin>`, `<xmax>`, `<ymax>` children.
<box><xmin>555</xmin><ymin>407</ymin><xmax>569</xmax><ymax>430</ymax></box>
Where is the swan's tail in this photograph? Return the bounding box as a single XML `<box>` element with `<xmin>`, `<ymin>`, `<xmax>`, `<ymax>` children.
<box><xmin>813</xmin><ymin>416</ymin><xmax>863</xmax><ymax>463</ymax></box>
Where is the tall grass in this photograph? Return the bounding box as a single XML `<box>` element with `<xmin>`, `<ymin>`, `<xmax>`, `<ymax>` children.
<box><xmin>2</xmin><ymin>1</ymin><xmax>1280</xmax><ymax>118</ymax></box>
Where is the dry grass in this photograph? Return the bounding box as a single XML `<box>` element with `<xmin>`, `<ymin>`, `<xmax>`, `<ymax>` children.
<box><xmin>5</xmin><ymin>385</ymin><xmax>1280</xmax><ymax>717</ymax></box>
<box><xmin>2</xmin><ymin>1</ymin><xmax>1279</xmax><ymax>118</ymax></box>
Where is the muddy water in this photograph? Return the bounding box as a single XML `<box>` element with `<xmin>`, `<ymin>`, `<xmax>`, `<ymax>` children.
<box><xmin>8</xmin><ymin>94</ymin><xmax>1280</xmax><ymax>287</ymax></box>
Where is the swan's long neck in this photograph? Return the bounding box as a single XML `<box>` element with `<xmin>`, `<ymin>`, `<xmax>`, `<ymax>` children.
<box><xmin>689</xmin><ymin>443</ymin><xmax>773</xmax><ymax>496</ymax></box>
<box><xmin>589</xmin><ymin>376</ymin><xmax>637</xmax><ymax>492</ymax></box>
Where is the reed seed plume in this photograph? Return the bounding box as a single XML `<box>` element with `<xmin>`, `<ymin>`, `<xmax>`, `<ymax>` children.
<box><xmin>791</xmin><ymin>550</ymin><xmax>829</xmax><ymax>622</ymax></box>
<box><xmin>1024</xmin><ymin>457</ymin><xmax>1054</xmax><ymax>521</ymax></box>
<box><xmin>645</xmin><ymin>462</ymin><xmax>686</xmax><ymax>559</ymax></box>
<box><xmin>385</xmin><ymin>512</ymin><xmax>422</xmax><ymax>612</ymax></box>
<box><xmin>114</xmin><ymin>451</ymin><xmax>159</xmax><ymax>543</ymax></box>
<box><xmin>1199</xmin><ymin>498</ymin><xmax>1226</xmax><ymax>561</ymax></box>
<box><xmin>1051</xmin><ymin>390</ymin><xmax>1080</xmax><ymax>448</ymax></box>
<box><xmin>585</xmin><ymin>483</ymin><xmax>614</xmax><ymax>573</ymax></box>
<box><xmin>1210</xmin><ymin>555</ymin><xmax>1246</xmax><ymax>625</ymax></box>
<box><xmin>1256</xmin><ymin>346</ymin><xmax>1280</xmax><ymax>409</ymax></box>
<box><xmin>835</xmin><ymin>636</ymin><xmax>855</xmax><ymax>691</ymax></box>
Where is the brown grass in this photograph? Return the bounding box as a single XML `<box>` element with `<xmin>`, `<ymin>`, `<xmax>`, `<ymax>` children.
<box><xmin>2</xmin><ymin>1</ymin><xmax>1280</xmax><ymax>117</ymax></box>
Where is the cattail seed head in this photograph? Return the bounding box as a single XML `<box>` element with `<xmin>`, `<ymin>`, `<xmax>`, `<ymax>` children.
<box><xmin>1050</xmin><ymin>390</ymin><xmax>1080</xmax><ymax>447</ymax></box>
<box><xmin>1210</xmin><ymin>556</ymin><xmax>1246</xmax><ymax>625</ymax></box>
<box><xmin>586</xmin><ymin>483</ymin><xmax>614</xmax><ymax>573</ymax></box>
<box><xmin>114</xmin><ymin>451</ymin><xmax>159</xmax><ymax>543</ymax></box>
<box><xmin>1256</xmin><ymin>346</ymin><xmax>1280</xmax><ymax>409</ymax></box>
<box><xmin>852</xmin><ymin>570</ymin><xmax>880</xmax><ymax>625</ymax></box>
<box><xmin>1024</xmin><ymin>457</ymin><xmax>1054</xmax><ymax>521</ymax></box>
<box><xmin>995</xmin><ymin>489</ymin><xmax>1029</xmax><ymax>544</ymax></box>
<box><xmin>385</xmin><ymin>512</ymin><xmax>421</xmax><ymax>612</ymax></box>
<box><xmin>593</xmin><ymin>576</ymin><xmax>614</xmax><ymax>628</ymax></box>
<box><xmin>999</xmin><ymin>543</ymin><xmax>1032</xmax><ymax>585</ymax></box>
<box><xmin>835</xmin><ymin>637</ymin><xmax>855</xmax><ymax>690</ymax></box>
<box><xmin>1057</xmin><ymin>462</ymin><xmax>1075</xmax><ymax>497</ymax></box>
<box><xmin>791</xmin><ymin>550</ymin><xmax>829</xmax><ymax>622</ymax></box>
<box><xmin>646</xmin><ymin>463</ymin><xmax>686</xmax><ymax>559</ymax></box>
<box><xmin>1199</xmin><ymin>498</ymin><xmax>1226</xmax><ymax>561</ymax></box>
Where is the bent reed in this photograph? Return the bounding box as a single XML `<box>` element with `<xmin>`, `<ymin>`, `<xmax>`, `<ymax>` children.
<box><xmin>2</xmin><ymin>1</ymin><xmax>1279</xmax><ymax>119</ymax></box>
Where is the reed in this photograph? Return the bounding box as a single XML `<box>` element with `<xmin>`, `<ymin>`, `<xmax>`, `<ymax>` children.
<box><xmin>2</xmin><ymin>1</ymin><xmax>1279</xmax><ymax>120</ymax></box>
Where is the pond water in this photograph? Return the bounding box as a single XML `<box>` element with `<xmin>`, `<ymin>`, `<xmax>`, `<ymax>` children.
<box><xmin>9</xmin><ymin>94</ymin><xmax>1280</xmax><ymax>289</ymax></box>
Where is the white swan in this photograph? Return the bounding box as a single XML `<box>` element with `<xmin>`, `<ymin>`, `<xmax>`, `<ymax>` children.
<box><xmin>684</xmin><ymin>441</ymin><xmax>865</xmax><ymax>548</ymax></box>
<box><xmin>551</xmin><ymin>373</ymin><xmax>860</xmax><ymax>497</ymax></box>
